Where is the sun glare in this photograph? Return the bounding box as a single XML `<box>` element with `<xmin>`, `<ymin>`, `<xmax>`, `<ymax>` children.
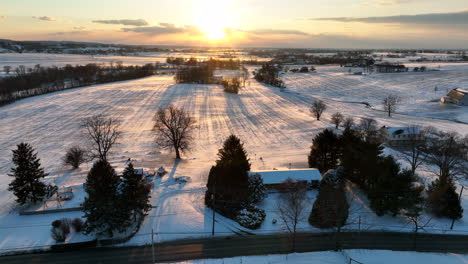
<box><xmin>194</xmin><ymin>0</ymin><xmax>234</xmax><ymax>41</ymax></box>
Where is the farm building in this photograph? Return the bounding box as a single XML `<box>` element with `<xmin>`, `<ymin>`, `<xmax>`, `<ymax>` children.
<box><xmin>372</xmin><ymin>63</ymin><xmax>407</xmax><ymax>73</ymax></box>
<box><xmin>441</xmin><ymin>88</ymin><xmax>468</xmax><ymax>106</ymax></box>
<box><xmin>249</xmin><ymin>169</ymin><xmax>322</xmax><ymax>189</ymax></box>
<box><xmin>382</xmin><ymin>126</ymin><xmax>424</xmax><ymax>145</ymax></box>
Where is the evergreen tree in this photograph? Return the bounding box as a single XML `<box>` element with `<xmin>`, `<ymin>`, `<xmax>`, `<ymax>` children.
<box><xmin>8</xmin><ymin>143</ymin><xmax>47</xmax><ymax>205</ymax></box>
<box><xmin>308</xmin><ymin>129</ymin><xmax>340</xmax><ymax>173</ymax></box>
<box><xmin>369</xmin><ymin>157</ymin><xmax>422</xmax><ymax>216</ymax></box>
<box><xmin>340</xmin><ymin>128</ymin><xmax>383</xmax><ymax>189</ymax></box>
<box><xmin>120</xmin><ymin>163</ymin><xmax>152</xmax><ymax>225</ymax></box>
<box><xmin>205</xmin><ymin>135</ymin><xmax>251</xmax><ymax>218</ymax></box>
<box><xmin>309</xmin><ymin>184</ymin><xmax>349</xmax><ymax>228</ymax></box>
<box><xmin>427</xmin><ymin>176</ymin><xmax>463</xmax><ymax>220</ymax></box>
<box><xmin>82</xmin><ymin>159</ymin><xmax>125</xmax><ymax>237</ymax></box>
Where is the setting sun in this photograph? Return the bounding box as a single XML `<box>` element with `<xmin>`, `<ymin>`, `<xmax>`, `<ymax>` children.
<box><xmin>193</xmin><ymin>0</ymin><xmax>234</xmax><ymax>40</ymax></box>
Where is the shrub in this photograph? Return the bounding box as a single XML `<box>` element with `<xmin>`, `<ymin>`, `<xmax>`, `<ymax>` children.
<box><xmin>72</xmin><ymin>218</ymin><xmax>84</xmax><ymax>232</ymax></box>
<box><xmin>60</xmin><ymin>218</ymin><xmax>71</xmax><ymax>234</ymax></box>
<box><xmin>247</xmin><ymin>173</ymin><xmax>267</xmax><ymax>204</ymax></box>
<box><xmin>236</xmin><ymin>205</ymin><xmax>266</xmax><ymax>229</ymax></box>
<box><xmin>63</xmin><ymin>146</ymin><xmax>87</xmax><ymax>169</ymax></box>
<box><xmin>309</xmin><ymin>185</ymin><xmax>349</xmax><ymax>228</ymax></box>
<box><xmin>51</xmin><ymin>219</ymin><xmax>62</xmax><ymax>228</ymax></box>
<box><xmin>51</xmin><ymin>227</ymin><xmax>66</xmax><ymax>242</ymax></box>
<box><xmin>427</xmin><ymin>177</ymin><xmax>463</xmax><ymax>220</ymax></box>
<box><xmin>222</xmin><ymin>77</ymin><xmax>241</xmax><ymax>94</ymax></box>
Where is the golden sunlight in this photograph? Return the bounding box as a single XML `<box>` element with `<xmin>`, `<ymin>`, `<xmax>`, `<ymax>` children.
<box><xmin>193</xmin><ymin>0</ymin><xmax>235</xmax><ymax>40</ymax></box>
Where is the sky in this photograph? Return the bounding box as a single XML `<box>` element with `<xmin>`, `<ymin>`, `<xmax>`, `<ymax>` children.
<box><xmin>0</xmin><ymin>0</ymin><xmax>468</xmax><ymax>48</ymax></box>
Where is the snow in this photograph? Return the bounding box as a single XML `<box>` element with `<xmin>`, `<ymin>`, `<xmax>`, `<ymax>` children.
<box><xmin>249</xmin><ymin>169</ymin><xmax>322</xmax><ymax>185</ymax></box>
<box><xmin>0</xmin><ymin>56</ymin><xmax>467</xmax><ymax>254</ymax></box>
<box><xmin>168</xmin><ymin>250</ymin><xmax>468</xmax><ymax>264</ymax></box>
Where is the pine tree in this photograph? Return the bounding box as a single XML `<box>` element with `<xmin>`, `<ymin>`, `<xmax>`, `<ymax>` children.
<box><xmin>427</xmin><ymin>176</ymin><xmax>463</xmax><ymax>220</ymax></box>
<box><xmin>205</xmin><ymin>135</ymin><xmax>251</xmax><ymax>218</ymax></box>
<box><xmin>369</xmin><ymin>157</ymin><xmax>423</xmax><ymax>216</ymax></box>
<box><xmin>309</xmin><ymin>184</ymin><xmax>349</xmax><ymax>228</ymax></box>
<box><xmin>120</xmin><ymin>163</ymin><xmax>152</xmax><ymax>226</ymax></box>
<box><xmin>8</xmin><ymin>143</ymin><xmax>47</xmax><ymax>205</ymax></box>
<box><xmin>82</xmin><ymin>159</ymin><xmax>125</xmax><ymax>237</ymax></box>
<box><xmin>308</xmin><ymin>129</ymin><xmax>340</xmax><ymax>173</ymax></box>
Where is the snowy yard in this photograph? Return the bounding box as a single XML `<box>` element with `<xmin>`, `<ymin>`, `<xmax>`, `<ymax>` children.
<box><xmin>0</xmin><ymin>58</ymin><xmax>467</xmax><ymax>253</ymax></box>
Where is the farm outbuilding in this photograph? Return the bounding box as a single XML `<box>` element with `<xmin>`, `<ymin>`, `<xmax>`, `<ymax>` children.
<box><xmin>249</xmin><ymin>169</ymin><xmax>322</xmax><ymax>189</ymax></box>
<box><xmin>441</xmin><ymin>88</ymin><xmax>468</xmax><ymax>106</ymax></box>
<box><xmin>372</xmin><ymin>63</ymin><xmax>407</xmax><ymax>73</ymax></box>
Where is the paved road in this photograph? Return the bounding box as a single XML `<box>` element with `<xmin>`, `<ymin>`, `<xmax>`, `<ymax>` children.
<box><xmin>1</xmin><ymin>232</ymin><xmax>468</xmax><ymax>263</ymax></box>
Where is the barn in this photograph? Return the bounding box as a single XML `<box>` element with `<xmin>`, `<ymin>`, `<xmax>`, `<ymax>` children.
<box><xmin>249</xmin><ymin>169</ymin><xmax>322</xmax><ymax>189</ymax></box>
<box><xmin>441</xmin><ymin>88</ymin><xmax>468</xmax><ymax>106</ymax></box>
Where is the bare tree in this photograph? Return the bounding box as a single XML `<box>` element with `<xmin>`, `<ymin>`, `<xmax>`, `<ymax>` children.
<box><xmin>399</xmin><ymin>127</ymin><xmax>427</xmax><ymax>175</ymax></box>
<box><xmin>343</xmin><ymin>117</ymin><xmax>355</xmax><ymax>130</ymax></box>
<box><xmin>81</xmin><ymin>115</ymin><xmax>121</xmax><ymax>161</ymax></box>
<box><xmin>310</xmin><ymin>99</ymin><xmax>327</xmax><ymax>121</ymax></box>
<box><xmin>382</xmin><ymin>94</ymin><xmax>401</xmax><ymax>117</ymax></box>
<box><xmin>276</xmin><ymin>179</ymin><xmax>308</xmax><ymax>251</ymax></box>
<box><xmin>63</xmin><ymin>146</ymin><xmax>88</xmax><ymax>169</ymax></box>
<box><xmin>423</xmin><ymin>130</ymin><xmax>467</xmax><ymax>180</ymax></box>
<box><xmin>331</xmin><ymin>112</ymin><xmax>344</xmax><ymax>129</ymax></box>
<box><xmin>3</xmin><ymin>65</ymin><xmax>11</xmax><ymax>74</ymax></box>
<box><xmin>153</xmin><ymin>105</ymin><xmax>196</xmax><ymax>160</ymax></box>
<box><xmin>359</xmin><ymin>117</ymin><xmax>378</xmax><ymax>141</ymax></box>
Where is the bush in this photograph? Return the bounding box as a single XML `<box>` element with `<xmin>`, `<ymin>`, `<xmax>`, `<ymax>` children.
<box><xmin>236</xmin><ymin>205</ymin><xmax>266</xmax><ymax>229</ymax></box>
<box><xmin>72</xmin><ymin>218</ymin><xmax>84</xmax><ymax>232</ymax></box>
<box><xmin>60</xmin><ymin>218</ymin><xmax>71</xmax><ymax>234</ymax></box>
<box><xmin>427</xmin><ymin>177</ymin><xmax>463</xmax><ymax>220</ymax></box>
<box><xmin>309</xmin><ymin>185</ymin><xmax>349</xmax><ymax>228</ymax></box>
<box><xmin>51</xmin><ymin>219</ymin><xmax>62</xmax><ymax>228</ymax></box>
<box><xmin>63</xmin><ymin>146</ymin><xmax>87</xmax><ymax>169</ymax></box>
<box><xmin>222</xmin><ymin>77</ymin><xmax>241</xmax><ymax>94</ymax></box>
<box><xmin>51</xmin><ymin>227</ymin><xmax>66</xmax><ymax>243</ymax></box>
<box><xmin>247</xmin><ymin>173</ymin><xmax>267</xmax><ymax>204</ymax></box>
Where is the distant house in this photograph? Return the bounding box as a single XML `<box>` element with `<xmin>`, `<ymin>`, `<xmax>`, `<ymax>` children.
<box><xmin>382</xmin><ymin>126</ymin><xmax>423</xmax><ymax>145</ymax></box>
<box><xmin>372</xmin><ymin>63</ymin><xmax>407</xmax><ymax>73</ymax></box>
<box><xmin>441</xmin><ymin>88</ymin><xmax>468</xmax><ymax>106</ymax></box>
<box><xmin>249</xmin><ymin>169</ymin><xmax>322</xmax><ymax>189</ymax></box>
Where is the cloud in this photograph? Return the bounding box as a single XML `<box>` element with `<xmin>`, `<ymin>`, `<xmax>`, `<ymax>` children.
<box><xmin>311</xmin><ymin>10</ymin><xmax>468</xmax><ymax>25</ymax></box>
<box><xmin>362</xmin><ymin>0</ymin><xmax>415</xmax><ymax>6</ymax></box>
<box><xmin>32</xmin><ymin>16</ymin><xmax>56</xmax><ymax>21</ymax></box>
<box><xmin>73</xmin><ymin>26</ymin><xmax>86</xmax><ymax>30</ymax></box>
<box><xmin>92</xmin><ymin>19</ymin><xmax>148</xmax><ymax>26</ymax></box>
<box><xmin>0</xmin><ymin>16</ymin><xmax>5</xmax><ymax>19</ymax></box>
<box><xmin>246</xmin><ymin>29</ymin><xmax>310</xmax><ymax>36</ymax></box>
<box><xmin>121</xmin><ymin>23</ymin><xmax>202</xmax><ymax>35</ymax></box>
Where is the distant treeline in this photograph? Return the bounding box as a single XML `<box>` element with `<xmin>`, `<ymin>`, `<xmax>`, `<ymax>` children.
<box><xmin>0</xmin><ymin>63</ymin><xmax>156</xmax><ymax>105</ymax></box>
<box><xmin>175</xmin><ymin>65</ymin><xmax>214</xmax><ymax>84</ymax></box>
<box><xmin>167</xmin><ymin>57</ymin><xmax>243</xmax><ymax>69</ymax></box>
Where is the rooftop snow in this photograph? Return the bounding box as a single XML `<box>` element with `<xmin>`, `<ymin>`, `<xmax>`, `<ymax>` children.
<box><xmin>386</xmin><ymin>126</ymin><xmax>420</xmax><ymax>135</ymax></box>
<box><xmin>249</xmin><ymin>169</ymin><xmax>322</xmax><ymax>185</ymax></box>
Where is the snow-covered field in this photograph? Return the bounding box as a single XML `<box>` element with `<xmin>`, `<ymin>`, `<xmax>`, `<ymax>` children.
<box><xmin>0</xmin><ymin>52</ymin><xmax>267</xmax><ymax>70</ymax></box>
<box><xmin>0</xmin><ymin>58</ymin><xmax>467</xmax><ymax>253</ymax></box>
<box><xmin>168</xmin><ymin>250</ymin><xmax>468</xmax><ymax>264</ymax></box>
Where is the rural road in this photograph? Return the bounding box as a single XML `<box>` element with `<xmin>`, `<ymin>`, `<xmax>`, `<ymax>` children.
<box><xmin>1</xmin><ymin>231</ymin><xmax>468</xmax><ymax>263</ymax></box>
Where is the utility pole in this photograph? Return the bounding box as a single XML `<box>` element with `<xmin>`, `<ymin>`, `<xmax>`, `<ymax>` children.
<box><xmin>451</xmin><ymin>186</ymin><xmax>464</xmax><ymax>230</ymax></box>
<box><xmin>151</xmin><ymin>228</ymin><xmax>155</xmax><ymax>263</ymax></box>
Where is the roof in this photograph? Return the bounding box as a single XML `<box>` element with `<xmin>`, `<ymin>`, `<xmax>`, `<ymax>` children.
<box><xmin>249</xmin><ymin>169</ymin><xmax>322</xmax><ymax>185</ymax></box>
<box><xmin>386</xmin><ymin>127</ymin><xmax>420</xmax><ymax>136</ymax></box>
<box><xmin>447</xmin><ymin>89</ymin><xmax>467</xmax><ymax>101</ymax></box>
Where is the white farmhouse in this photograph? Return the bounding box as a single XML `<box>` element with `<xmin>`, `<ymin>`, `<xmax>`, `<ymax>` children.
<box><xmin>441</xmin><ymin>88</ymin><xmax>468</xmax><ymax>106</ymax></box>
<box><xmin>382</xmin><ymin>126</ymin><xmax>423</xmax><ymax>145</ymax></box>
<box><xmin>249</xmin><ymin>169</ymin><xmax>322</xmax><ymax>189</ymax></box>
